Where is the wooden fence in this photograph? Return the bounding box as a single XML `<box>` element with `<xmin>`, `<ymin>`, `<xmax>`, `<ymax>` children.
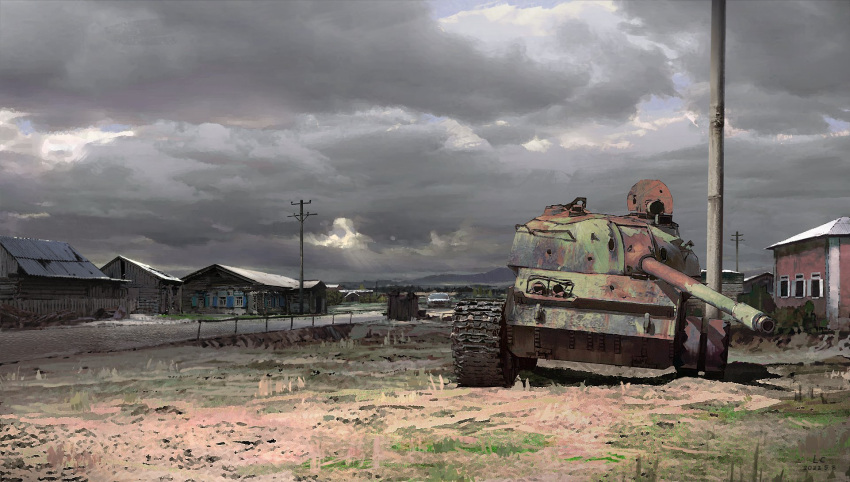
<box><xmin>6</xmin><ymin>298</ymin><xmax>138</xmax><ymax>316</ymax></box>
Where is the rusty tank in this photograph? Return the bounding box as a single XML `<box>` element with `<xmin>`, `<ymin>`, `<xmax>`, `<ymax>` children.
<box><xmin>452</xmin><ymin>179</ymin><xmax>776</xmax><ymax>386</ymax></box>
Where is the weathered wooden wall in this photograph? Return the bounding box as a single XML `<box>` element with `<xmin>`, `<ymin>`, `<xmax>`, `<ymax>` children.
<box><xmin>182</xmin><ymin>269</ymin><xmax>286</xmax><ymax>315</ymax></box>
<box><xmin>0</xmin><ymin>249</ymin><xmax>18</xmax><ymax>278</ymax></box>
<box><xmin>387</xmin><ymin>292</ymin><xmax>419</xmax><ymax>321</ymax></box>
<box><xmin>4</xmin><ymin>297</ymin><xmax>137</xmax><ymax>316</ymax></box>
<box><xmin>102</xmin><ymin>259</ymin><xmax>182</xmax><ymax>314</ymax></box>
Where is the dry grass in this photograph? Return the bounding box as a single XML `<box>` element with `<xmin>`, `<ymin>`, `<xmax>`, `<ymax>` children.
<box><xmin>1</xmin><ymin>320</ymin><xmax>849</xmax><ymax>481</ymax></box>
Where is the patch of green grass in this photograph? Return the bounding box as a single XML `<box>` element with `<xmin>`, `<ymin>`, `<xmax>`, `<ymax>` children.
<box><xmin>235</xmin><ymin>462</ymin><xmax>290</xmax><ymax>476</ymax></box>
<box><xmin>391</xmin><ymin>432</ymin><xmax>551</xmax><ymax>458</ymax></box>
<box><xmin>585</xmin><ymin>452</ymin><xmax>627</xmax><ymax>464</ymax></box>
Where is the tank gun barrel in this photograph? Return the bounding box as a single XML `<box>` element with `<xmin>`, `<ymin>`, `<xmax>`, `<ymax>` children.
<box><xmin>640</xmin><ymin>258</ymin><xmax>775</xmax><ymax>335</ymax></box>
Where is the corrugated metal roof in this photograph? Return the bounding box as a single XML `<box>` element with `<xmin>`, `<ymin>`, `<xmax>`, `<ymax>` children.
<box><xmin>0</xmin><ymin>236</ymin><xmax>118</xmax><ymax>280</ymax></box>
<box><xmin>766</xmin><ymin>217</ymin><xmax>850</xmax><ymax>249</ymax></box>
<box><xmin>218</xmin><ymin>265</ymin><xmax>299</xmax><ymax>289</ymax></box>
<box><xmin>744</xmin><ymin>272</ymin><xmax>773</xmax><ymax>283</ymax></box>
<box><xmin>108</xmin><ymin>256</ymin><xmax>183</xmax><ymax>282</ymax></box>
<box><xmin>184</xmin><ymin>264</ymin><xmax>322</xmax><ymax>290</ymax></box>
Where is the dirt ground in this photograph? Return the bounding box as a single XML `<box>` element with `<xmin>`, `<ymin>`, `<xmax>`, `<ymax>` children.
<box><xmin>1</xmin><ymin>319</ymin><xmax>849</xmax><ymax>482</ymax></box>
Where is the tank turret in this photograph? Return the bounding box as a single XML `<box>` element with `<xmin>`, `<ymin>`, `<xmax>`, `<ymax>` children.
<box><xmin>452</xmin><ymin>180</ymin><xmax>775</xmax><ymax>387</ymax></box>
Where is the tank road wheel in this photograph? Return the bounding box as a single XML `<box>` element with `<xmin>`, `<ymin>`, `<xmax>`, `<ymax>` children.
<box><xmin>452</xmin><ymin>300</ymin><xmax>518</xmax><ymax>387</ymax></box>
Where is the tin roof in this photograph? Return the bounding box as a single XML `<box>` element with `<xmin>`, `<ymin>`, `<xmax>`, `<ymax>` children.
<box><xmin>0</xmin><ymin>236</ymin><xmax>119</xmax><ymax>280</ymax></box>
<box><xmin>103</xmin><ymin>256</ymin><xmax>183</xmax><ymax>283</ymax></box>
<box><xmin>184</xmin><ymin>264</ymin><xmax>322</xmax><ymax>290</ymax></box>
<box><xmin>744</xmin><ymin>272</ymin><xmax>774</xmax><ymax>283</ymax></box>
<box><xmin>766</xmin><ymin>217</ymin><xmax>850</xmax><ymax>250</ymax></box>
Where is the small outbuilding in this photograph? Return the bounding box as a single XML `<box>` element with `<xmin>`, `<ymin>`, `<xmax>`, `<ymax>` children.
<box><xmin>767</xmin><ymin>217</ymin><xmax>850</xmax><ymax>330</ymax></box>
<box><xmin>100</xmin><ymin>256</ymin><xmax>183</xmax><ymax>314</ymax></box>
<box><xmin>0</xmin><ymin>236</ymin><xmax>131</xmax><ymax>315</ymax></box>
<box><xmin>181</xmin><ymin>264</ymin><xmax>326</xmax><ymax>315</ymax></box>
<box><xmin>743</xmin><ymin>272</ymin><xmax>774</xmax><ymax>295</ymax></box>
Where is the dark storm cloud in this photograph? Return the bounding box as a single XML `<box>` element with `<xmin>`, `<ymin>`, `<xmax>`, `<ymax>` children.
<box><xmin>616</xmin><ymin>0</ymin><xmax>850</xmax><ymax>135</ymax></box>
<box><xmin>553</xmin><ymin>19</ymin><xmax>675</xmax><ymax>123</ymax></box>
<box><xmin>0</xmin><ymin>0</ymin><xmax>580</xmax><ymax>130</ymax></box>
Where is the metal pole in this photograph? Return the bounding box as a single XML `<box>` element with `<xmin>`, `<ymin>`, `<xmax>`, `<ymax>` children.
<box><xmin>706</xmin><ymin>0</ymin><xmax>726</xmax><ymax>321</ymax></box>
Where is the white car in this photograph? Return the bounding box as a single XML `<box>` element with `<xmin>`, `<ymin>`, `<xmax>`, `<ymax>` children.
<box><xmin>426</xmin><ymin>292</ymin><xmax>452</xmax><ymax>308</ymax></box>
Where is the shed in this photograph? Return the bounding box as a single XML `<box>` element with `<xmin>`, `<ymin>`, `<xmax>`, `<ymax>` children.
<box><xmin>767</xmin><ymin>217</ymin><xmax>850</xmax><ymax>330</ymax></box>
<box><xmin>100</xmin><ymin>256</ymin><xmax>183</xmax><ymax>314</ymax></box>
<box><xmin>181</xmin><ymin>264</ymin><xmax>327</xmax><ymax>315</ymax></box>
<box><xmin>743</xmin><ymin>272</ymin><xmax>774</xmax><ymax>295</ymax></box>
<box><xmin>0</xmin><ymin>236</ymin><xmax>131</xmax><ymax>315</ymax></box>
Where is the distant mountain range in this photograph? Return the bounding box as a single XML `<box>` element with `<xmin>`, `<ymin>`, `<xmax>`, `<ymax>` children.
<box><xmin>335</xmin><ymin>267</ymin><xmax>516</xmax><ymax>289</ymax></box>
<box><xmin>407</xmin><ymin>267</ymin><xmax>515</xmax><ymax>286</ymax></box>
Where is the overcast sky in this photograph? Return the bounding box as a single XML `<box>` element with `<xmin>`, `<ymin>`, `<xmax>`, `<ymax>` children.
<box><xmin>1</xmin><ymin>0</ymin><xmax>848</xmax><ymax>282</ymax></box>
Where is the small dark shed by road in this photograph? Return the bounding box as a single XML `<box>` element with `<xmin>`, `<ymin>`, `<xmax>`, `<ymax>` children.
<box><xmin>100</xmin><ymin>256</ymin><xmax>183</xmax><ymax>314</ymax></box>
<box><xmin>0</xmin><ymin>236</ymin><xmax>131</xmax><ymax>315</ymax></box>
<box><xmin>181</xmin><ymin>264</ymin><xmax>326</xmax><ymax>315</ymax></box>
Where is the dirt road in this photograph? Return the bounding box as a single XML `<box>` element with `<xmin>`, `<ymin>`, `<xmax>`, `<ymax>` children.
<box><xmin>1</xmin><ymin>319</ymin><xmax>849</xmax><ymax>481</ymax></box>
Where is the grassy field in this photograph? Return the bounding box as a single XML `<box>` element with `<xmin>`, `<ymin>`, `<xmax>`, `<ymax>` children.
<box><xmin>1</xmin><ymin>319</ymin><xmax>849</xmax><ymax>481</ymax></box>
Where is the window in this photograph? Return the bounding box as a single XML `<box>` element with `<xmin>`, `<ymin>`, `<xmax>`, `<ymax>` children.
<box><xmin>810</xmin><ymin>273</ymin><xmax>822</xmax><ymax>299</ymax></box>
<box><xmin>218</xmin><ymin>296</ymin><xmax>226</xmax><ymax>307</ymax></box>
<box><xmin>235</xmin><ymin>296</ymin><xmax>244</xmax><ymax>307</ymax></box>
<box><xmin>779</xmin><ymin>276</ymin><xmax>789</xmax><ymax>298</ymax></box>
<box><xmin>794</xmin><ymin>274</ymin><xmax>805</xmax><ymax>298</ymax></box>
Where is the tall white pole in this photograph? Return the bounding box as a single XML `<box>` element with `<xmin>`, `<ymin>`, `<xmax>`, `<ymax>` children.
<box><xmin>706</xmin><ymin>0</ymin><xmax>726</xmax><ymax>321</ymax></box>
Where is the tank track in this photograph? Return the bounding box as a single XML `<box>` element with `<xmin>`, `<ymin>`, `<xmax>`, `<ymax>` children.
<box><xmin>451</xmin><ymin>299</ymin><xmax>515</xmax><ymax>387</ymax></box>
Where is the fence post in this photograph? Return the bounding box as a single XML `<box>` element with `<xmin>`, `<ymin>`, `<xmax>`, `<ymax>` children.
<box><xmin>265</xmin><ymin>316</ymin><xmax>269</xmax><ymax>333</ymax></box>
<box><xmin>350</xmin><ymin>312</ymin><xmax>353</xmax><ymax>323</ymax></box>
<box><xmin>290</xmin><ymin>316</ymin><xmax>294</xmax><ymax>330</ymax></box>
<box><xmin>234</xmin><ymin>318</ymin><xmax>238</xmax><ymax>334</ymax></box>
<box><xmin>312</xmin><ymin>315</ymin><xmax>315</xmax><ymax>326</ymax></box>
<box><xmin>197</xmin><ymin>320</ymin><xmax>202</xmax><ymax>340</ymax></box>
<box><xmin>332</xmin><ymin>313</ymin><xmax>335</xmax><ymax>325</ymax></box>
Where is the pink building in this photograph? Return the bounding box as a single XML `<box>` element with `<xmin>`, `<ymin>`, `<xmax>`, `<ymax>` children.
<box><xmin>766</xmin><ymin>217</ymin><xmax>850</xmax><ymax>330</ymax></box>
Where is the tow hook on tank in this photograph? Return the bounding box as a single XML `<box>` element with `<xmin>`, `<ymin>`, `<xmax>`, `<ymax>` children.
<box><xmin>644</xmin><ymin>312</ymin><xmax>655</xmax><ymax>335</ymax></box>
<box><xmin>534</xmin><ymin>303</ymin><xmax>545</xmax><ymax>323</ymax></box>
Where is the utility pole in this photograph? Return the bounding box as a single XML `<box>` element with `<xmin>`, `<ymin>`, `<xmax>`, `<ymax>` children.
<box><xmin>705</xmin><ymin>0</ymin><xmax>726</xmax><ymax>321</ymax></box>
<box><xmin>289</xmin><ymin>200</ymin><xmax>316</xmax><ymax>315</ymax></box>
<box><xmin>731</xmin><ymin>231</ymin><xmax>744</xmax><ymax>272</ymax></box>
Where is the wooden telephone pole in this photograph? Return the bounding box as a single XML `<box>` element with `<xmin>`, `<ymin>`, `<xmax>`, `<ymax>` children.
<box><xmin>731</xmin><ymin>231</ymin><xmax>744</xmax><ymax>272</ymax></box>
<box><xmin>289</xmin><ymin>200</ymin><xmax>316</xmax><ymax>315</ymax></box>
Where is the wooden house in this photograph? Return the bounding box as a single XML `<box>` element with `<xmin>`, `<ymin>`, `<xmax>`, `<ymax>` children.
<box><xmin>0</xmin><ymin>236</ymin><xmax>131</xmax><ymax>315</ymax></box>
<box><xmin>181</xmin><ymin>264</ymin><xmax>327</xmax><ymax>315</ymax></box>
<box><xmin>100</xmin><ymin>256</ymin><xmax>183</xmax><ymax>314</ymax></box>
<box><xmin>767</xmin><ymin>217</ymin><xmax>850</xmax><ymax>330</ymax></box>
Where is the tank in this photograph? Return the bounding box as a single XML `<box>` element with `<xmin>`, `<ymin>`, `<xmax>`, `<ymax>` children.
<box><xmin>452</xmin><ymin>180</ymin><xmax>776</xmax><ymax>387</ymax></box>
